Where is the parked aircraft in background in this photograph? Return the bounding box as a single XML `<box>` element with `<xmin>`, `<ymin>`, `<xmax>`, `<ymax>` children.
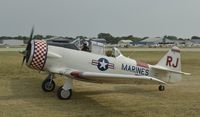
<box><xmin>21</xmin><ymin>28</ymin><xmax>190</xmax><ymax>100</ymax></box>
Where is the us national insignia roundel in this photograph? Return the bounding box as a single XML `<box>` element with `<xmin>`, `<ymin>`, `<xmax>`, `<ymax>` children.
<box><xmin>92</xmin><ymin>58</ymin><xmax>114</xmax><ymax>71</ymax></box>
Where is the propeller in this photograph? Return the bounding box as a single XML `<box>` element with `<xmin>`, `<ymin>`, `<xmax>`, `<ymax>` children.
<box><xmin>21</xmin><ymin>26</ymin><xmax>34</xmax><ymax>66</ymax></box>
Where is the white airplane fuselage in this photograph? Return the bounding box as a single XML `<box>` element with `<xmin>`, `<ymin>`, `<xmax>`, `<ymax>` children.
<box><xmin>48</xmin><ymin>46</ymin><xmax>148</xmax><ymax>73</ymax></box>
<box><xmin>42</xmin><ymin>45</ymin><xmax>151</xmax><ymax>84</ymax></box>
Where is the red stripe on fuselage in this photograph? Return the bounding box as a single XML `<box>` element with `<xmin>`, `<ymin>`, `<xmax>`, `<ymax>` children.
<box><xmin>136</xmin><ymin>61</ymin><xmax>149</xmax><ymax>68</ymax></box>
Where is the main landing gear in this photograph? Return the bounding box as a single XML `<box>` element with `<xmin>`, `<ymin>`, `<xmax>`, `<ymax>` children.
<box><xmin>41</xmin><ymin>74</ymin><xmax>73</xmax><ymax>100</ymax></box>
<box><xmin>57</xmin><ymin>78</ymin><xmax>73</xmax><ymax>100</ymax></box>
<box><xmin>158</xmin><ymin>85</ymin><xmax>165</xmax><ymax>91</ymax></box>
<box><xmin>42</xmin><ymin>74</ymin><xmax>55</xmax><ymax>92</ymax></box>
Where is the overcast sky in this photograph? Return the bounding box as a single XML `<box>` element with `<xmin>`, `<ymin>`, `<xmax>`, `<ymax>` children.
<box><xmin>0</xmin><ymin>0</ymin><xmax>200</xmax><ymax>38</ymax></box>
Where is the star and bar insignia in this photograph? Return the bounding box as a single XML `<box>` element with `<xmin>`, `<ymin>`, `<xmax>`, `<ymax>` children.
<box><xmin>92</xmin><ymin>58</ymin><xmax>114</xmax><ymax>71</ymax></box>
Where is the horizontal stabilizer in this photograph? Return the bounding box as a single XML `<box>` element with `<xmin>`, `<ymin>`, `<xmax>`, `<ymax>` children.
<box><xmin>150</xmin><ymin>65</ymin><xmax>191</xmax><ymax>75</ymax></box>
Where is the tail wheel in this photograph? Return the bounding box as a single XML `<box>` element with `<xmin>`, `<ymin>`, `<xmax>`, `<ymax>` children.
<box><xmin>42</xmin><ymin>79</ymin><xmax>55</xmax><ymax>92</ymax></box>
<box><xmin>57</xmin><ymin>86</ymin><xmax>72</xmax><ymax>100</ymax></box>
<box><xmin>158</xmin><ymin>85</ymin><xmax>165</xmax><ymax>91</ymax></box>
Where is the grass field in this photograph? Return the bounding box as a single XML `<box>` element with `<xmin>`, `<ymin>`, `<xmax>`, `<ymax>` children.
<box><xmin>0</xmin><ymin>49</ymin><xmax>199</xmax><ymax>117</ymax></box>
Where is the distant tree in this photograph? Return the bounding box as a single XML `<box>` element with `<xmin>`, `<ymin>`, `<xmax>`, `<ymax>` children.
<box><xmin>191</xmin><ymin>36</ymin><xmax>200</xmax><ymax>39</ymax></box>
<box><xmin>34</xmin><ymin>34</ymin><xmax>43</xmax><ymax>39</ymax></box>
<box><xmin>114</xmin><ymin>37</ymin><xmax>122</xmax><ymax>44</ymax></box>
<box><xmin>97</xmin><ymin>33</ymin><xmax>143</xmax><ymax>44</ymax></box>
<box><xmin>45</xmin><ymin>35</ymin><xmax>54</xmax><ymax>39</ymax></box>
<box><xmin>0</xmin><ymin>36</ymin><xmax>11</xmax><ymax>39</ymax></box>
<box><xmin>166</xmin><ymin>35</ymin><xmax>177</xmax><ymax>40</ymax></box>
<box><xmin>98</xmin><ymin>33</ymin><xmax>114</xmax><ymax>44</ymax></box>
<box><xmin>98</xmin><ymin>33</ymin><xmax>113</xmax><ymax>39</ymax></box>
<box><xmin>178</xmin><ymin>38</ymin><xmax>184</xmax><ymax>40</ymax></box>
<box><xmin>17</xmin><ymin>35</ymin><xmax>23</xmax><ymax>40</ymax></box>
<box><xmin>76</xmin><ymin>36</ymin><xmax>87</xmax><ymax>39</ymax></box>
<box><xmin>143</xmin><ymin>37</ymin><xmax>149</xmax><ymax>39</ymax></box>
<box><xmin>121</xmin><ymin>35</ymin><xmax>142</xmax><ymax>42</ymax></box>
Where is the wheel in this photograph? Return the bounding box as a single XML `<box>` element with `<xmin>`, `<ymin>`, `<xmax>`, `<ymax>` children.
<box><xmin>158</xmin><ymin>85</ymin><xmax>165</xmax><ymax>91</ymax></box>
<box><xmin>42</xmin><ymin>78</ymin><xmax>55</xmax><ymax>92</ymax></box>
<box><xmin>57</xmin><ymin>86</ymin><xmax>72</xmax><ymax>100</ymax></box>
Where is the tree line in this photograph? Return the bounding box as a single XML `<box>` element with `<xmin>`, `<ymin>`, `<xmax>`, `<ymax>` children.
<box><xmin>0</xmin><ymin>33</ymin><xmax>200</xmax><ymax>44</ymax></box>
<box><xmin>0</xmin><ymin>33</ymin><xmax>144</xmax><ymax>44</ymax></box>
<box><xmin>0</xmin><ymin>35</ymin><xmax>55</xmax><ymax>40</ymax></box>
<box><xmin>97</xmin><ymin>33</ymin><xmax>144</xmax><ymax>44</ymax></box>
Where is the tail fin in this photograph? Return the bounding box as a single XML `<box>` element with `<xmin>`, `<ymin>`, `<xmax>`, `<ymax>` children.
<box><xmin>150</xmin><ymin>46</ymin><xmax>190</xmax><ymax>83</ymax></box>
<box><xmin>157</xmin><ymin>46</ymin><xmax>181</xmax><ymax>71</ymax></box>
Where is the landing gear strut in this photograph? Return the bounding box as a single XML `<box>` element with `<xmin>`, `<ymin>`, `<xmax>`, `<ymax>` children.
<box><xmin>42</xmin><ymin>74</ymin><xmax>55</xmax><ymax>92</ymax></box>
<box><xmin>158</xmin><ymin>85</ymin><xmax>165</xmax><ymax>91</ymax></box>
<box><xmin>57</xmin><ymin>78</ymin><xmax>73</xmax><ymax>100</ymax></box>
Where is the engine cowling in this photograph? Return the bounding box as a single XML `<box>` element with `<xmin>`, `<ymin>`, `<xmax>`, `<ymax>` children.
<box><xmin>26</xmin><ymin>40</ymin><xmax>48</xmax><ymax>71</ymax></box>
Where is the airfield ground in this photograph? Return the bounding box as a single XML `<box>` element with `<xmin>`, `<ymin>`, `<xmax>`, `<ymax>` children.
<box><xmin>0</xmin><ymin>48</ymin><xmax>199</xmax><ymax>117</ymax></box>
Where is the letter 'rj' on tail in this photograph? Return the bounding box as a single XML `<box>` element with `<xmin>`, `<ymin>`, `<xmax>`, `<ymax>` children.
<box><xmin>157</xmin><ymin>46</ymin><xmax>181</xmax><ymax>72</ymax></box>
<box><xmin>150</xmin><ymin>46</ymin><xmax>190</xmax><ymax>83</ymax></box>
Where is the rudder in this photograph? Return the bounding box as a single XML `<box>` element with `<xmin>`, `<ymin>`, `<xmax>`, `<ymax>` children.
<box><xmin>156</xmin><ymin>46</ymin><xmax>181</xmax><ymax>72</ymax></box>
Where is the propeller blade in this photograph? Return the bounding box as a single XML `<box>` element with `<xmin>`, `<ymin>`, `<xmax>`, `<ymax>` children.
<box><xmin>28</xmin><ymin>26</ymin><xmax>34</xmax><ymax>45</ymax></box>
<box><xmin>22</xmin><ymin>26</ymin><xmax>35</xmax><ymax>66</ymax></box>
<box><xmin>22</xmin><ymin>56</ymin><xmax>26</xmax><ymax>66</ymax></box>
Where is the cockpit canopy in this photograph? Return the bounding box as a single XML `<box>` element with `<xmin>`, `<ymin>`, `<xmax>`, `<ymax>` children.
<box><xmin>46</xmin><ymin>37</ymin><xmax>80</xmax><ymax>50</ymax></box>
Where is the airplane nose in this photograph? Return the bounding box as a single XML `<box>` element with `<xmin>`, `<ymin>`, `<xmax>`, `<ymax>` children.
<box><xmin>21</xmin><ymin>27</ymin><xmax>48</xmax><ymax>71</ymax></box>
<box><xmin>26</xmin><ymin>40</ymin><xmax>48</xmax><ymax>70</ymax></box>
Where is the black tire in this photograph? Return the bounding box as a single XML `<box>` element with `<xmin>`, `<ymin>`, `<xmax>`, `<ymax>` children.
<box><xmin>57</xmin><ymin>86</ymin><xmax>72</xmax><ymax>100</ymax></box>
<box><xmin>42</xmin><ymin>79</ymin><xmax>55</xmax><ymax>92</ymax></box>
<box><xmin>159</xmin><ymin>85</ymin><xmax>165</xmax><ymax>91</ymax></box>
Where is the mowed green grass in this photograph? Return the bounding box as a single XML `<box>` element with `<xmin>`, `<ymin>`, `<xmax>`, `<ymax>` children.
<box><xmin>0</xmin><ymin>50</ymin><xmax>199</xmax><ymax>117</ymax></box>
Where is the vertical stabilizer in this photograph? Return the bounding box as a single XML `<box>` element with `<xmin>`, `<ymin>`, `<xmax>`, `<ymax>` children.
<box><xmin>156</xmin><ymin>46</ymin><xmax>181</xmax><ymax>72</ymax></box>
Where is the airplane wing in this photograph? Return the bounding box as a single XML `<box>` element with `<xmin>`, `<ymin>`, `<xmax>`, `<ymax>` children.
<box><xmin>48</xmin><ymin>68</ymin><xmax>166</xmax><ymax>84</ymax></box>
<box><xmin>70</xmin><ymin>71</ymin><xmax>166</xmax><ymax>84</ymax></box>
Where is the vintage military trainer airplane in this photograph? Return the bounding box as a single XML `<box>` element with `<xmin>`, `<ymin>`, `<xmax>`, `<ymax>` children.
<box><xmin>22</xmin><ymin>28</ymin><xmax>190</xmax><ymax>100</ymax></box>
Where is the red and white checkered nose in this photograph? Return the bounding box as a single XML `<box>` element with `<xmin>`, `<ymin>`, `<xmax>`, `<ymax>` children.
<box><xmin>27</xmin><ymin>40</ymin><xmax>48</xmax><ymax>71</ymax></box>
